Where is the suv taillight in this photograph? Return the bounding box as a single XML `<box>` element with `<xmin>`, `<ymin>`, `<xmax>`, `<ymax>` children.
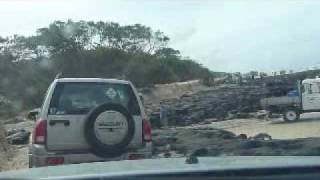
<box><xmin>33</xmin><ymin>119</ymin><xmax>47</xmax><ymax>144</ymax></box>
<box><xmin>143</xmin><ymin>119</ymin><xmax>152</xmax><ymax>142</ymax></box>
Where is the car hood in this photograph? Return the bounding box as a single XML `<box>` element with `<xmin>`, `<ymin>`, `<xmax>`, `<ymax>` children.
<box><xmin>1</xmin><ymin>156</ymin><xmax>320</xmax><ymax>179</ymax></box>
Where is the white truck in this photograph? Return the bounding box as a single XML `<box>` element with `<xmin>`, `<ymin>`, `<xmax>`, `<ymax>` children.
<box><xmin>261</xmin><ymin>77</ymin><xmax>320</xmax><ymax>121</ymax></box>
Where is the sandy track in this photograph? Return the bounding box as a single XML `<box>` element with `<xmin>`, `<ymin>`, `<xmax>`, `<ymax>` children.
<box><xmin>205</xmin><ymin>112</ymin><xmax>320</xmax><ymax>139</ymax></box>
<box><xmin>7</xmin><ymin>146</ymin><xmax>28</xmax><ymax>170</ymax></box>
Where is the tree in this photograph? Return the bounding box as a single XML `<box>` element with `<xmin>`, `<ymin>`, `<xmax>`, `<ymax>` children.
<box><xmin>280</xmin><ymin>70</ymin><xmax>286</xmax><ymax>75</ymax></box>
<box><xmin>0</xmin><ymin>20</ymin><xmax>217</xmax><ymax>112</ymax></box>
<box><xmin>259</xmin><ymin>72</ymin><xmax>268</xmax><ymax>78</ymax></box>
<box><xmin>154</xmin><ymin>48</ymin><xmax>180</xmax><ymax>58</ymax></box>
<box><xmin>249</xmin><ymin>71</ymin><xmax>259</xmax><ymax>76</ymax></box>
<box><xmin>249</xmin><ymin>71</ymin><xmax>258</xmax><ymax>79</ymax></box>
<box><xmin>36</xmin><ymin>20</ymin><xmax>89</xmax><ymax>54</ymax></box>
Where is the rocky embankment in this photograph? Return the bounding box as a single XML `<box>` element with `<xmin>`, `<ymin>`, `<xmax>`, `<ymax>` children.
<box><xmin>147</xmin><ymin>84</ymin><xmax>270</xmax><ymax>127</ymax></box>
<box><xmin>0</xmin><ymin>116</ymin><xmax>33</xmax><ymax>171</ymax></box>
<box><xmin>152</xmin><ymin>127</ymin><xmax>320</xmax><ymax>157</ymax></box>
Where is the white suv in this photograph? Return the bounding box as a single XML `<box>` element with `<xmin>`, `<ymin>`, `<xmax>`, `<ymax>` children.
<box><xmin>29</xmin><ymin>78</ymin><xmax>152</xmax><ymax>167</ymax></box>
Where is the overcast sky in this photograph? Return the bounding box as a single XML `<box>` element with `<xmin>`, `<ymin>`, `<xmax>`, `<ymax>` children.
<box><xmin>1</xmin><ymin>0</ymin><xmax>320</xmax><ymax>73</ymax></box>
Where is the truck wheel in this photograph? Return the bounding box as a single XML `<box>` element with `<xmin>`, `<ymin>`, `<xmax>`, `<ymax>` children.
<box><xmin>283</xmin><ymin>109</ymin><xmax>300</xmax><ymax>122</ymax></box>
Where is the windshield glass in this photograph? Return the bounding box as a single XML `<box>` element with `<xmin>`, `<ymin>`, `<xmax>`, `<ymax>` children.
<box><xmin>2</xmin><ymin>0</ymin><xmax>320</xmax><ymax>178</ymax></box>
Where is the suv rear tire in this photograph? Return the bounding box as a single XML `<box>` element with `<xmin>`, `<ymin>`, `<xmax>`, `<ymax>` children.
<box><xmin>84</xmin><ymin>103</ymin><xmax>135</xmax><ymax>158</ymax></box>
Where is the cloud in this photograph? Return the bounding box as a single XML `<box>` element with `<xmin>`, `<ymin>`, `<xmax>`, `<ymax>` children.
<box><xmin>1</xmin><ymin>0</ymin><xmax>320</xmax><ymax>73</ymax></box>
<box><xmin>171</xmin><ymin>26</ymin><xmax>197</xmax><ymax>45</ymax></box>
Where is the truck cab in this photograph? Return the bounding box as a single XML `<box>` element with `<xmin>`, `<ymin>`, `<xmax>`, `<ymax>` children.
<box><xmin>301</xmin><ymin>78</ymin><xmax>320</xmax><ymax>111</ymax></box>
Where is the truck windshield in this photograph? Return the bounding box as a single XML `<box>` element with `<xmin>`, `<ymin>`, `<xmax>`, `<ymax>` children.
<box><xmin>49</xmin><ymin>82</ymin><xmax>140</xmax><ymax>115</ymax></box>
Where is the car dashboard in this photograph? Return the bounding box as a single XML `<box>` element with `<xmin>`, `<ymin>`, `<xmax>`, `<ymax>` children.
<box><xmin>1</xmin><ymin>157</ymin><xmax>320</xmax><ymax>180</ymax></box>
<box><xmin>49</xmin><ymin>166</ymin><xmax>320</xmax><ymax>180</ymax></box>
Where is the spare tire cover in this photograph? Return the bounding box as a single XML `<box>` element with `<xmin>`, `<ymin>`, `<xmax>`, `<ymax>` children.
<box><xmin>84</xmin><ymin>103</ymin><xmax>135</xmax><ymax>158</ymax></box>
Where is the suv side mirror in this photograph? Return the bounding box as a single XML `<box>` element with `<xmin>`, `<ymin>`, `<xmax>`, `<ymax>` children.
<box><xmin>27</xmin><ymin>108</ymin><xmax>40</xmax><ymax>121</ymax></box>
<box><xmin>139</xmin><ymin>93</ymin><xmax>144</xmax><ymax>105</ymax></box>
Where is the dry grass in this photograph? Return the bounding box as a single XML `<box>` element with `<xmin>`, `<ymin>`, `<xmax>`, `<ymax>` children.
<box><xmin>0</xmin><ymin>123</ymin><xmax>15</xmax><ymax>171</ymax></box>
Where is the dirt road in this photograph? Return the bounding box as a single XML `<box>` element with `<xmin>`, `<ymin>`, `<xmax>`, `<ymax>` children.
<box><xmin>201</xmin><ymin>112</ymin><xmax>320</xmax><ymax>139</ymax></box>
<box><xmin>7</xmin><ymin>146</ymin><xmax>28</xmax><ymax>170</ymax></box>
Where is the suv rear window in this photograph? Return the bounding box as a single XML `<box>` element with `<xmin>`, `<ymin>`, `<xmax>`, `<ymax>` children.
<box><xmin>49</xmin><ymin>82</ymin><xmax>141</xmax><ymax>115</ymax></box>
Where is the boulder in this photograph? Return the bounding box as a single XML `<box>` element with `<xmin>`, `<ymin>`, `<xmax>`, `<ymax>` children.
<box><xmin>252</xmin><ymin>133</ymin><xmax>272</xmax><ymax>141</ymax></box>
<box><xmin>153</xmin><ymin>134</ymin><xmax>178</xmax><ymax>146</ymax></box>
<box><xmin>195</xmin><ymin>128</ymin><xmax>236</xmax><ymax>139</ymax></box>
<box><xmin>6</xmin><ymin>128</ymin><xmax>30</xmax><ymax>145</ymax></box>
<box><xmin>255</xmin><ymin>110</ymin><xmax>269</xmax><ymax>119</ymax></box>
<box><xmin>237</xmin><ymin>134</ymin><xmax>248</xmax><ymax>140</ymax></box>
<box><xmin>242</xmin><ymin>140</ymin><xmax>264</xmax><ymax>149</ymax></box>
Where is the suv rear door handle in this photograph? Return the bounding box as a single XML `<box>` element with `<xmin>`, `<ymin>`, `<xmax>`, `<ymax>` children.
<box><xmin>49</xmin><ymin>120</ymin><xmax>70</xmax><ymax>126</ymax></box>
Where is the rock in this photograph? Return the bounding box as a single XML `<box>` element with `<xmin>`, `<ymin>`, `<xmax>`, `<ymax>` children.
<box><xmin>185</xmin><ymin>155</ymin><xmax>199</xmax><ymax>164</ymax></box>
<box><xmin>239</xmin><ymin>106</ymin><xmax>251</xmax><ymax>113</ymax></box>
<box><xmin>6</xmin><ymin>129</ymin><xmax>30</xmax><ymax>145</ymax></box>
<box><xmin>229</xmin><ymin>110</ymin><xmax>238</xmax><ymax>114</ymax></box>
<box><xmin>154</xmin><ymin>151</ymin><xmax>184</xmax><ymax>158</ymax></box>
<box><xmin>6</xmin><ymin>128</ymin><xmax>23</xmax><ymax>136</ymax></box>
<box><xmin>164</xmin><ymin>152</ymin><xmax>171</xmax><ymax>158</ymax></box>
<box><xmin>191</xmin><ymin>148</ymin><xmax>209</xmax><ymax>156</ymax></box>
<box><xmin>5</xmin><ymin>121</ymin><xmax>34</xmax><ymax>133</ymax></box>
<box><xmin>237</xmin><ymin>134</ymin><xmax>248</xmax><ymax>140</ymax></box>
<box><xmin>252</xmin><ymin>133</ymin><xmax>272</xmax><ymax>141</ymax></box>
<box><xmin>214</xmin><ymin>107</ymin><xmax>227</xmax><ymax>120</ymax></box>
<box><xmin>192</xmin><ymin>127</ymin><xmax>215</xmax><ymax>130</ymax></box>
<box><xmin>235</xmin><ymin>112</ymin><xmax>250</xmax><ymax>119</ymax></box>
<box><xmin>198</xmin><ymin>119</ymin><xmax>212</xmax><ymax>125</ymax></box>
<box><xmin>181</xmin><ymin>92</ymin><xmax>192</xmax><ymax>98</ymax></box>
<box><xmin>227</xmin><ymin>111</ymin><xmax>238</xmax><ymax>120</ymax></box>
<box><xmin>139</xmin><ymin>87</ymin><xmax>153</xmax><ymax>94</ymax></box>
<box><xmin>203</xmin><ymin>119</ymin><xmax>212</xmax><ymax>124</ymax></box>
<box><xmin>155</xmin><ymin>145</ymin><xmax>169</xmax><ymax>152</ymax></box>
<box><xmin>196</xmin><ymin>129</ymin><xmax>236</xmax><ymax>139</ymax></box>
<box><xmin>242</xmin><ymin>140</ymin><xmax>264</xmax><ymax>149</ymax></box>
<box><xmin>175</xmin><ymin>107</ymin><xmax>189</xmax><ymax>115</ymax></box>
<box><xmin>3</xmin><ymin>116</ymin><xmax>25</xmax><ymax>125</ymax></box>
<box><xmin>255</xmin><ymin>110</ymin><xmax>269</xmax><ymax>119</ymax></box>
<box><xmin>153</xmin><ymin>135</ymin><xmax>177</xmax><ymax>146</ymax></box>
<box><xmin>221</xmin><ymin>132</ymin><xmax>236</xmax><ymax>139</ymax></box>
<box><xmin>209</xmin><ymin>118</ymin><xmax>219</xmax><ymax>122</ymax></box>
<box><xmin>155</xmin><ymin>144</ymin><xmax>171</xmax><ymax>154</ymax></box>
